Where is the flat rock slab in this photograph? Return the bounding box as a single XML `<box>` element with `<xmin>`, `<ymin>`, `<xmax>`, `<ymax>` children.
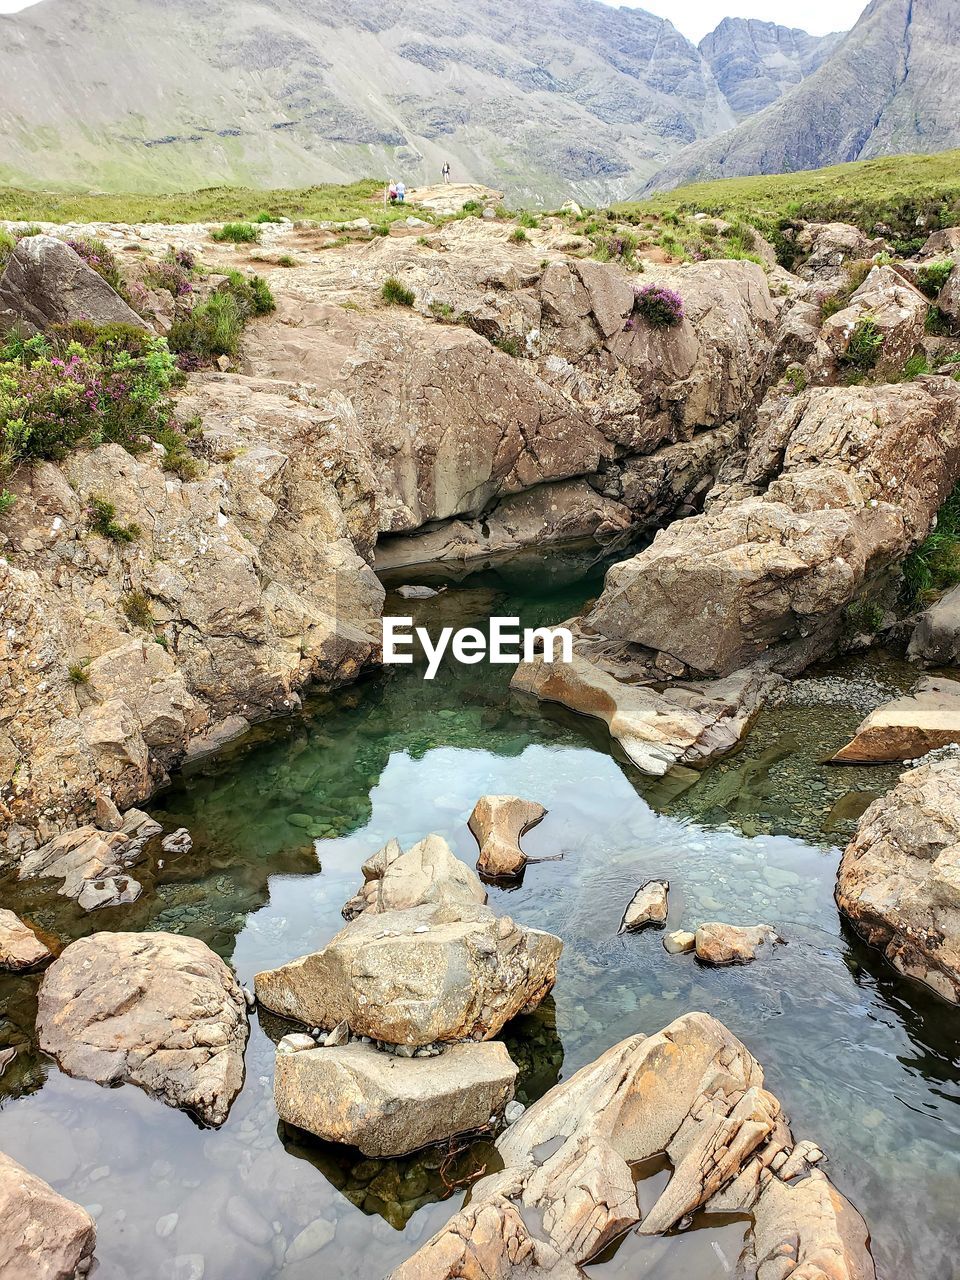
<box><xmin>37</xmin><ymin>931</ymin><xmax>248</xmax><ymax>1126</ymax></box>
<box><xmin>276</xmin><ymin>1041</ymin><xmax>518</xmax><ymax>1157</ymax></box>
<box><xmin>830</xmin><ymin>676</ymin><xmax>960</xmax><ymax>763</ymax></box>
<box><xmin>343</xmin><ymin>833</ymin><xmax>487</xmax><ymax>920</ymax></box>
<box><xmin>0</xmin><ymin>1149</ymin><xmax>96</xmax><ymax>1279</ymax></box>
<box><xmin>0</xmin><ymin>909</ymin><xmax>52</xmax><ymax>971</ymax></box>
<box><xmin>468</xmin><ymin>795</ymin><xmax>547</xmax><ymax>878</ymax></box>
<box><xmin>17</xmin><ymin>809</ymin><xmax>161</xmax><ymax>908</ymax></box>
<box><xmin>695</xmin><ymin>922</ymin><xmax>780</xmax><ymax>965</ymax></box>
<box><xmin>620</xmin><ymin>880</ymin><xmax>669</xmax><ymax>931</ymax></box>
<box><xmin>255</xmin><ymin>903</ymin><xmax>561</xmax><ymax>1047</ymax></box>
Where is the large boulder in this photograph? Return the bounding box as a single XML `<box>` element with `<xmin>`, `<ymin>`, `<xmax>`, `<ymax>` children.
<box><xmin>795</xmin><ymin>222</ymin><xmax>886</xmax><ymax>282</ymax></box>
<box><xmin>819</xmin><ymin>265</ymin><xmax>928</xmax><ymax>380</ymax></box>
<box><xmin>0</xmin><ymin>1149</ymin><xmax>97</xmax><ymax>1279</ymax></box>
<box><xmin>468</xmin><ymin>794</ymin><xmax>547</xmax><ymax>879</ymax></box>
<box><xmin>837</xmin><ymin>759</ymin><xmax>960</xmax><ymax>1002</ymax></box>
<box><xmin>255</xmin><ymin>903</ymin><xmax>561</xmax><ymax>1047</ymax></box>
<box><xmin>386</xmin><ymin>1012</ymin><xmax>874</xmax><ymax>1280</ymax></box>
<box><xmin>694</xmin><ymin>922</ymin><xmax>780</xmax><ymax>965</ymax></box>
<box><xmin>909</xmin><ymin>583</ymin><xmax>960</xmax><ymax>665</ymax></box>
<box><xmin>0</xmin><ymin>909</ymin><xmax>51</xmax><ymax>972</ymax></box>
<box><xmin>342</xmin><ymin>833</ymin><xmax>487</xmax><ymax>920</ymax></box>
<box><xmin>37</xmin><ymin>931</ymin><xmax>248</xmax><ymax>1125</ymax></box>
<box><xmin>275</xmin><ymin>1040</ymin><xmax>517</xmax><ymax>1157</ymax></box>
<box><xmin>0</xmin><ymin>234</ymin><xmax>148</xmax><ymax>335</ymax></box>
<box><xmin>830</xmin><ymin>675</ymin><xmax>960</xmax><ymax>763</ymax></box>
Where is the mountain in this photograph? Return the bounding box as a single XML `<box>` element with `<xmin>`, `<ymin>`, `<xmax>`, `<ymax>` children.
<box><xmin>699</xmin><ymin>18</ymin><xmax>843</xmax><ymax>119</ymax></box>
<box><xmin>647</xmin><ymin>0</ymin><xmax>960</xmax><ymax>193</ymax></box>
<box><xmin>0</xmin><ymin>0</ymin><xmax>829</xmax><ymax>202</ymax></box>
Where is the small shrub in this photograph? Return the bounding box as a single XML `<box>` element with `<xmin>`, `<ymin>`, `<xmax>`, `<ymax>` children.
<box><xmin>493</xmin><ymin>334</ymin><xmax>523</xmax><ymax>358</ymax></box>
<box><xmin>86</xmin><ymin>495</ymin><xmax>140</xmax><ymax>543</ymax></box>
<box><xmin>254</xmin><ymin>212</ymin><xmax>283</xmax><ymax>224</ymax></box>
<box><xmin>382</xmin><ymin>277</ymin><xmax>415</xmax><ymax>307</ymax></box>
<box><xmin>517</xmin><ymin>211</ymin><xmax>540</xmax><ymax>229</ymax></box>
<box><xmin>428</xmin><ymin>300</ymin><xmax>455</xmax><ymax>321</ymax></box>
<box><xmin>627</xmin><ymin>283</ymin><xmax>685</xmax><ymax>330</ymax></box>
<box><xmin>903</xmin><ymin>482</ymin><xmax>960</xmax><ymax>604</ymax></box>
<box><xmin>461</xmin><ymin>200</ymin><xmax>483</xmax><ymax>215</ymax></box>
<box><xmin>784</xmin><ymin>366</ymin><xmax>808</xmax><ymax>394</ymax></box>
<box><xmin>277</xmin><ymin>254</ymin><xmax>298</xmax><ymax>267</ymax></box>
<box><xmin>211</xmin><ymin>222</ymin><xmax>260</xmax><ymax>244</ymax></box>
<box><xmin>224</xmin><ymin>269</ymin><xmax>275</xmax><ymax>316</ymax></box>
<box><xmin>65</xmin><ymin>237</ymin><xmax>125</xmax><ymax>294</ymax></box>
<box><xmin>144</xmin><ymin>259</ymin><xmax>194</xmax><ymax>298</ymax></box>
<box><xmin>0</xmin><ymin>229</ymin><xmax>14</xmax><ymax>270</ymax></box>
<box><xmin>840</xmin><ymin>317</ymin><xmax>884</xmax><ymax>370</ymax></box>
<box><xmin>68</xmin><ymin>662</ymin><xmax>90</xmax><ymax>685</ymax></box>
<box><xmin>169</xmin><ymin>291</ymin><xmax>244</xmax><ymax>361</ymax></box>
<box><xmin>508</xmin><ymin>228</ymin><xmax>528</xmax><ymax>244</ymax></box>
<box><xmin>0</xmin><ymin>489</ymin><xmax>14</xmax><ymax>517</ymax></box>
<box><xmin>926</xmin><ymin>306</ymin><xmax>952</xmax><ymax>336</ymax></box>
<box><xmin>899</xmin><ymin>354</ymin><xmax>931</xmax><ymax>381</ymax></box>
<box><xmin>122</xmin><ymin>590</ymin><xmax>154</xmax><ymax>629</ymax></box>
<box><xmin>916</xmin><ymin>260</ymin><xmax>956</xmax><ymax>298</ymax></box>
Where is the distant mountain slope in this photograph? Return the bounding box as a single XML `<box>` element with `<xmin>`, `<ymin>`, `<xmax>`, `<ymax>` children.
<box><xmin>647</xmin><ymin>0</ymin><xmax>960</xmax><ymax>193</ymax></box>
<box><xmin>0</xmin><ymin>0</ymin><xmax>835</xmax><ymax>201</ymax></box>
<box><xmin>699</xmin><ymin>18</ymin><xmax>843</xmax><ymax>119</ymax></box>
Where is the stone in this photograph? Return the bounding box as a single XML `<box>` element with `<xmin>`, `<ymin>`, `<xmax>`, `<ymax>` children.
<box><xmin>323</xmin><ymin>1020</ymin><xmax>350</xmax><ymax>1047</ymax></box>
<box><xmin>284</xmin><ymin>1217</ymin><xmax>335</xmax><ymax>1264</ymax></box>
<box><xmin>17</xmin><ymin>823</ymin><xmax>145</xmax><ymax>908</ymax></box>
<box><xmin>837</xmin><ymin>758</ymin><xmax>960</xmax><ymax>1002</ymax></box>
<box><xmin>468</xmin><ymin>794</ymin><xmax>547</xmax><ymax>878</ymax></box>
<box><xmin>0</xmin><ymin>234</ymin><xmax>149</xmax><ymax>336</ymax></box>
<box><xmin>37</xmin><ymin>931</ymin><xmax>248</xmax><ymax>1125</ymax></box>
<box><xmin>276</xmin><ymin>1033</ymin><xmax>316</xmax><ymax>1055</ymax></box>
<box><xmin>386</xmin><ymin>1012</ymin><xmax>874</xmax><ymax>1280</ymax></box>
<box><xmin>694</xmin><ymin>922</ymin><xmax>781</xmax><ymax>965</ymax></box>
<box><xmin>0</xmin><ymin>1149</ymin><xmax>97</xmax><ymax>1279</ymax></box>
<box><xmin>909</xmin><ymin>583</ymin><xmax>960</xmax><ymax>665</ymax></box>
<box><xmin>342</xmin><ymin>833</ymin><xmax>487</xmax><ymax>920</ymax></box>
<box><xmin>830</xmin><ymin>676</ymin><xmax>960</xmax><ymax>763</ymax></box>
<box><xmin>0</xmin><ymin>908</ymin><xmax>52</xmax><ymax>971</ymax></box>
<box><xmin>663</xmin><ymin>928</ymin><xmax>696</xmax><ymax>954</ymax></box>
<box><xmin>619</xmin><ymin>879</ymin><xmax>669</xmax><ymax>931</ymax></box>
<box><xmin>275</xmin><ymin>1040</ymin><xmax>517</xmax><ymax>1157</ymax></box>
<box><xmin>819</xmin><ymin>265</ymin><xmax>928</xmax><ymax>380</ymax></box>
<box><xmin>161</xmin><ymin>828</ymin><xmax>193</xmax><ymax>854</ymax></box>
<box><xmin>255</xmin><ymin>903</ymin><xmax>561</xmax><ymax>1047</ymax></box>
<box><xmin>76</xmin><ymin>875</ymin><xmax>142</xmax><ymax>910</ymax></box>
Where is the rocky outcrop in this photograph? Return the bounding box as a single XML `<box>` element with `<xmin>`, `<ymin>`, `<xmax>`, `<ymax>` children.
<box><xmin>695</xmin><ymin>922</ymin><xmax>781</xmax><ymax>965</ymax></box>
<box><xmin>0</xmin><ymin>1149</ymin><xmax>97</xmax><ymax>1279</ymax></box>
<box><xmin>795</xmin><ymin>223</ymin><xmax>887</xmax><ymax>284</ymax></box>
<box><xmin>619</xmin><ymin>879</ymin><xmax>668</xmax><ymax>931</ymax></box>
<box><xmin>837</xmin><ymin>759</ymin><xmax>960</xmax><ymax>1002</ymax></box>
<box><xmin>386</xmin><ymin>1012</ymin><xmax>874</xmax><ymax>1280</ymax></box>
<box><xmin>275</xmin><ymin>1040</ymin><xmax>517</xmax><ymax>1157</ymax></box>
<box><xmin>830</xmin><ymin>676</ymin><xmax>960</xmax><ymax>763</ymax></box>
<box><xmin>15</xmin><ymin>808</ymin><xmax>160</xmax><ymax>907</ymax></box>
<box><xmin>341</xmin><ymin>833</ymin><xmax>487</xmax><ymax>919</ymax></box>
<box><xmin>468</xmin><ymin>794</ymin><xmax>546</xmax><ymax>879</ymax></box>
<box><xmin>0</xmin><ymin>909</ymin><xmax>51</xmax><ymax>971</ymax></box>
<box><xmin>0</xmin><ymin>234</ymin><xmax>148</xmax><ymax>336</ymax></box>
<box><xmin>819</xmin><ymin>265</ymin><xmax>927</xmax><ymax>380</ymax></box>
<box><xmin>36</xmin><ymin>931</ymin><xmax>249</xmax><ymax>1125</ymax></box>
<box><xmin>909</xmin><ymin>583</ymin><xmax>960</xmax><ymax>665</ymax></box>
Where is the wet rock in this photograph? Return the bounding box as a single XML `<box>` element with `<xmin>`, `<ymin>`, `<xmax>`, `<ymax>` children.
<box><xmin>831</xmin><ymin>676</ymin><xmax>960</xmax><ymax>763</ymax></box>
<box><xmin>161</xmin><ymin>828</ymin><xmax>193</xmax><ymax>854</ymax></box>
<box><xmin>396</xmin><ymin>585</ymin><xmax>439</xmax><ymax>599</ymax></box>
<box><xmin>76</xmin><ymin>874</ymin><xmax>142</xmax><ymax>911</ymax></box>
<box><xmin>0</xmin><ymin>908</ymin><xmax>52</xmax><ymax>971</ymax></box>
<box><xmin>342</xmin><ymin>833</ymin><xmax>487</xmax><ymax>920</ymax></box>
<box><xmin>37</xmin><ymin>931</ymin><xmax>248</xmax><ymax>1125</ymax></box>
<box><xmin>663</xmin><ymin>929</ymin><xmax>696</xmax><ymax>955</ymax></box>
<box><xmin>619</xmin><ymin>880</ymin><xmax>669</xmax><ymax>932</ymax></box>
<box><xmin>18</xmin><ymin>823</ymin><xmax>145</xmax><ymax>907</ymax></box>
<box><xmin>386</xmin><ymin>1012</ymin><xmax>874</xmax><ymax>1280</ymax></box>
<box><xmin>0</xmin><ymin>1148</ymin><xmax>97</xmax><ymax>1279</ymax></box>
<box><xmin>275</xmin><ymin>1040</ymin><xmax>517</xmax><ymax>1157</ymax></box>
<box><xmin>284</xmin><ymin>1217</ymin><xmax>335</xmax><ymax>1264</ymax></box>
<box><xmin>837</xmin><ymin>758</ymin><xmax>960</xmax><ymax>1002</ymax></box>
<box><xmin>909</xmin><ymin>584</ymin><xmax>960</xmax><ymax>666</ymax></box>
<box><xmin>277</xmin><ymin>1033</ymin><xmax>317</xmax><ymax>1055</ymax></box>
<box><xmin>255</xmin><ymin>903</ymin><xmax>561</xmax><ymax>1047</ymax></box>
<box><xmin>694</xmin><ymin>922</ymin><xmax>781</xmax><ymax>965</ymax></box>
<box><xmin>468</xmin><ymin>794</ymin><xmax>547</xmax><ymax>878</ymax></box>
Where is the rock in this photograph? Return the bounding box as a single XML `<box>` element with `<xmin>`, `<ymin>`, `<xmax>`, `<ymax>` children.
<box><xmin>255</xmin><ymin>903</ymin><xmax>561</xmax><ymax>1047</ymax></box>
<box><xmin>161</xmin><ymin>827</ymin><xmax>193</xmax><ymax>854</ymax></box>
<box><xmin>76</xmin><ymin>874</ymin><xmax>141</xmax><ymax>910</ymax></box>
<box><xmin>276</xmin><ymin>1033</ymin><xmax>317</xmax><ymax>1055</ymax></box>
<box><xmin>0</xmin><ymin>1048</ymin><xmax>15</xmax><ymax>1077</ymax></box>
<box><xmin>342</xmin><ymin>833</ymin><xmax>487</xmax><ymax>920</ymax></box>
<box><xmin>323</xmin><ymin>1020</ymin><xmax>350</xmax><ymax>1047</ymax></box>
<box><xmin>559</xmin><ymin>201</ymin><xmax>583</xmax><ymax>217</ymax></box>
<box><xmin>504</xmin><ymin>1099</ymin><xmax>526</xmax><ymax>1124</ymax></box>
<box><xmin>94</xmin><ymin>792</ymin><xmax>124</xmax><ymax>831</ymax></box>
<box><xmin>18</xmin><ymin>823</ymin><xmax>144</xmax><ymax>906</ymax></box>
<box><xmin>386</xmin><ymin>1012</ymin><xmax>874</xmax><ymax>1280</ymax></box>
<box><xmin>937</xmin><ymin>263</ymin><xmax>960</xmax><ymax>325</ymax></box>
<box><xmin>920</xmin><ymin>227</ymin><xmax>960</xmax><ymax>258</ymax></box>
<box><xmin>275</xmin><ymin>1040</ymin><xmax>517</xmax><ymax>1157</ymax></box>
<box><xmin>0</xmin><ymin>234</ymin><xmax>150</xmax><ymax>336</ymax></box>
<box><xmin>837</xmin><ymin>759</ymin><xmax>960</xmax><ymax>1002</ymax></box>
<box><xmin>468</xmin><ymin>794</ymin><xmax>547</xmax><ymax>878</ymax></box>
<box><xmin>396</xmin><ymin>584</ymin><xmax>439</xmax><ymax>599</ymax></box>
<box><xmin>0</xmin><ymin>908</ymin><xmax>52</xmax><ymax>971</ymax></box>
<box><xmin>830</xmin><ymin>676</ymin><xmax>960</xmax><ymax>763</ymax></box>
<box><xmin>819</xmin><ymin>265</ymin><xmax>928</xmax><ymax>380</ymax></box>
<box><xmin>284</xmin><ymin>1217</ymin><xmax>335</xmax><ymax>1264</ymax></box>
<box><xmin>619</xmin><ymin>879</ymin><xmax>668</xmax><ymax>931</ymax></box>
<box><xmin>694</xmin><ymin>922</ymin><xmax>781</xmax><ymax>965</ymax></box>
<box><xmin>909</xmin><ymin>583</ymin><xmax>960</xmax><ymax>665</ymax></box>
<box><xmin>37</xmin><ymin>931</ymin><xmax>248</xmax><ymax>1125</ymax></box>
<box><xmin>663</xmin><ymin>928</ymin><xmax>696</xmax><ymax>954</ymax></box>
<box><xmin>794</xmin><ymin>223</ymin><xmax>888</xmax><ymax>283</ymax></box>
<box><xmin>0</xmin><ymin>1149</ymin><xmax>97</xmax><ymax>1279</ymax></box>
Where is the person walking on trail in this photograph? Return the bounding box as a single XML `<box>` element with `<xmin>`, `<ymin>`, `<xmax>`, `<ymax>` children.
<box><xmin>396</xmin><ymin>181</ymin><xmax>406</xmax><ymax>204</ymax></box>
<box><xmin>388</xmin><ymin>181</ymin><xmax>398</xmax><ymax>204</ymax></box>
<box><xmin>441</xmin><ymin>161</ymin><xmax>451</xmax><ymax>184</ymax></box>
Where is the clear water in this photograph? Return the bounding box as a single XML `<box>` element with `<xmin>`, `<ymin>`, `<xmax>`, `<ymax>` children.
<box><xmin>1</xmin><ymin>550</ymin><xmax>958</xmax><ymax>1280</ymax></box>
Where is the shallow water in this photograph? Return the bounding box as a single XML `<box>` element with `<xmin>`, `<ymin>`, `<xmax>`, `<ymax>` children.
<box><xmin>1</xmin><ymin>551</ymin><xmax>958</xmax><ymax>1280</ymax></box>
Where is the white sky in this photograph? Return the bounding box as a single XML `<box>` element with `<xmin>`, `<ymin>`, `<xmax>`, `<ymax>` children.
<box><xmin>0</xmin><ymin>0</ymin><xmax>868</xmax><ymax>41</ymax></box>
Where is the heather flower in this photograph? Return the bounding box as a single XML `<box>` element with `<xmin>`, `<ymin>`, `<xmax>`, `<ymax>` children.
<box><xmin>627</xmin><ymin>283</ymin><xmax>685</xmax><ymax>330</ymax></box>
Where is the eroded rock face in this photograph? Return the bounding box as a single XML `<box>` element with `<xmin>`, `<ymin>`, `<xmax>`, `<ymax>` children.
<box><xmin>837</xmin><ymin>759</ymin><xmax>960</xmax><ymax>1002</ymax></box>
<box><xmin>468</xmin><ymin>795</ymin><xmax>547</xmax><ymax>878</ymax></box>
<box><xmin>795</xmin><ymin>222</ymin><xmax>887</xmax><ymax>283</ymax></box>
<box><xmin>386</xmin><ymin>1012</ymin><xmax>874</xmax><ymax>1280</ymax></box>
<box><xmin>275</xmin><ymin>1041</ymin><xmax>517</xmax><ymax>1157</ymax></box>
<box><xmin>0</xmin><ymin>909</ymin><xmax>51</xmax><ymax>971</ymax></box>
<box><xmin>37</xmin><ymin>931</ymin><xmax>248</xmax><ymax>1125</ymax></box>
<box><xmin>255</xmin><ymin>903</ymin><xmax>561</xmax><ymax>1047</ymax></box>
<box><xmin>830</xmin><ymin>676</ymin><xmax>960</xmax><ymax>763</ymax></box>
<box><xmin>0</xmin><ymin>1149</ymin><xmax>97</xmax><ymax>1280</ymax></box>
<box><xmin>342</xmin><ymin>833</ymin><xmax>487</xmax><ymax>919</ymax></box>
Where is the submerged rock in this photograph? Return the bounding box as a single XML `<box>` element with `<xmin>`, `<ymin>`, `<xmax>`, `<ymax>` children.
<box><xmin>342</xmin><ymin>833</ymin><xmax>487</xmax><ymax>920</ymax></box>
<box><xmin>619</xmin><ymin>879</ymin><xmax>669</xmax><ymax>932</ymax></box>
<box><xmin>695</xmin><ymin>922</ymin><xmax>781</xmax><ymax>965</ymax></box>
<box><xmin>0</xmin><ymin>1149</ymin><xmax>97</xmax><ymax>1279</ymax></box>
<box><xmin>837</xmin><ymin>759</ymin><xmax>960</xmax><ymax>1002</ymax></box>
<box><xmin>468</xmin><ymin>794</ymin><xmax>547</xmax><ymax>878</ymax></box>
<box><xmin>386</xmin><ymin>1012</ymin><xmax>874</xmax><ymax>1280</ymax></box>
<box><xmin>37</xmin><ymin>931</ymin><xmax>248</xmax><ymax>1126</ymax></box>
<box><xmin>17</xmin><ymin>808</ymin><xmax>159</xmax><ymax>909</ymax></box>
<box><xmin>0</xmin><ymin>909</ymin><xmax>51</xmax><ymax>972</ymax></box>
<box><xmin>830</xmin><ymin>675</ymin><xmax>960</xmax><ymax>763</ymax></box>
<box><xmin>275</xmin><ymin>1040</ymin><xmax>517</xmax><ymax>1157</ymax></box>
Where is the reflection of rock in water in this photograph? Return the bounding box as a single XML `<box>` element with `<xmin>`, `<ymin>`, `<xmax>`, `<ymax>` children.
<box><xmin>501</xmin><ymin>997</ymin><xmax>564</xmax><ymax>1105</ymax></box>
<box><xmin>0</xmin><ymin>972</ymin><xmax>46</xmax><ymax>1101</ymax></box>
<box><xmin>279</xmin><ymin>1122</ymin><xmax>503</xmax><ymax>1230</ymax></box>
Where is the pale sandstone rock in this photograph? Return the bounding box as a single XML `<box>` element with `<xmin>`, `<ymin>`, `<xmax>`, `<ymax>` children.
<box><xmin>17</xmin><ymin>812</ymin><xmax>157</xmax><ymax>908</ymax></box>
<box><xmin>0</xmin><ymin>1149</ymin><xmax>97</xmax><ymax>1280</ymax></box>
<box><xmin>619</xmin><ymin>879</ymin><xmax>669</xmax><ymax>931</ymax></box>
<box><xmin>663</xmin><ymin>928</ymin><xmax>696</xmax><ymax>954</ymax></box>
<box><xmin>795</xmin><ymin>223</ymin><xmax>887</xmax><ymax>282</ymax></box>
<box><xmin>695</xmin><ymin>922</ymin><xmax>781</xmax><ymax>965</ymax></box>
<box><xmin>837</xmin><ymin>759</ymin><xmax>960</xmax><ymax>1002</ymax></box>
<box><xmin>37</xmin><ymin>931</ymin><xmax>248</xmax><ymax>1125</ymax></box>
<box><xmin>255</xmin><ymin>903</ymin><xmax>561</xmax><ymax>1047</ymax></box>
<box><xmin>831</xmin><ymin>676</ymin><xmax>960</xmax><ymax>763</ymax></box>
<box><xmin>819</xmin><ymin>265</ymin><xmax>928</xmax><ymax>380</ymax></box>
<box><xmin>342</xmin><ymin>833</ymin><xmax>487</xmax><ymax>919</ymax></box>
<box><xmin>938</xmin><ymin>263</ymin><xmax>960</xmax><ymax>324</ymax></box>
<box><xmin>386</xmin><ymin>1012</ymin><xmax>874</xmax><ymax>1280</ymax></box>
<box><xmin>275</xmin><ymin>1040</ymin><xmax>517</xmax><ymax>1157</ymax></box>
<box><xmin>0</xmin><ymin>909</ymin><xmax>51</xmax><ymax>971</ymax></box>
<box><xmin>468</xmin><ymin>795</ymin><xmax>547</xmax><ymax>878</ymax></box>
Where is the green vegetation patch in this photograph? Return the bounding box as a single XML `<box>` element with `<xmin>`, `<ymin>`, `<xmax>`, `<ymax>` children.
<box><xmin>381</xmin><ymin>277</ymin><xmax>415</xmax><ymax>307</ymax></box>
<box><xmin>903</xmin><ymin>482</ymin><xmax>960</xmax><ymax>605</ymax></box>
